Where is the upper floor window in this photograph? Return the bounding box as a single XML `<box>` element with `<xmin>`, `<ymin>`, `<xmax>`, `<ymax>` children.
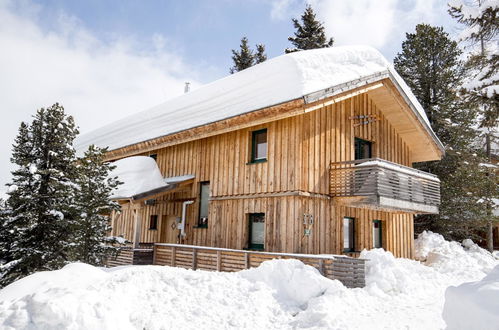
<box><xmin>149</xmin><ymin>215</ymin><xmax>158</xmax><ymax>230</ymax></box>
<box><xmin>355</xmin><ymin>138</ymin><xmax>372</xmax><ymax>160</ymax></box>
<box><xmin>198</xmin><ymin>182</ymin><xmax>209</xmax><ymax>227</ymax></box>
<box><xmin>250</xmin><ymin>129</ymin><xmax>267</xmax><ymax>163</ymax></box>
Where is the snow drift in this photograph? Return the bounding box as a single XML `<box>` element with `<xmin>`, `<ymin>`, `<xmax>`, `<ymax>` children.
<box><xmin>443</xmin><ymin>265</ymin><xmax>499</xmax><ymax>330</ymax></box>
<box><xmin>0</xmin><ymin>231</ymin><xmax>497</xmax><ymax>330</ymax></box>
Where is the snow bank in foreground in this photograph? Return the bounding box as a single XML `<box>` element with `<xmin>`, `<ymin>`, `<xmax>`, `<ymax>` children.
<box><xmin>443</xmin><ymin>265</ymin><xmax>499</xmax><ymax>330</ymax></box>
<box><xmin>0</xmin><ymin>231</ymin><xmax>497</xmax><ymax>330</ymax></box>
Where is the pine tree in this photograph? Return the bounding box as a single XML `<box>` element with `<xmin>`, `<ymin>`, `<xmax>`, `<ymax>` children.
<box><xmin>394</xmin><ymin>24</ymin><xmax>488</xmax><ymax>241</ymax></box>
<box><xmin>230</xmin><ymin>37</ymin><xmax>267</xmax><ymax>73</ymax></box>
<box><xmin>449</xmin><ymin>0</ymin><xmax>499</xmax><ymax>250</ymax></box>
<box><xmin>0</xmin><ymin>103</ymin><xmax>79</xmax><ymax>287</ymax></box>
<box><xmin>70</xmin><ymin>145</ymin><xmax>121</xmax><ymax>265</ymax></box>
<box><xmin>285</xmin><ymin>5</ymin><xmax>334</xmax><ymax>53</ymax></box>
<box><xmin>255</xmin><ymin>44</ymin><xmax>267</xmax><ymax>64</ymax></box>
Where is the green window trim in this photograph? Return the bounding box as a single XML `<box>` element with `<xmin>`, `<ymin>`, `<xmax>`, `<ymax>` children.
<box><xmin>198</xmin><ymin>182</ymin><xmax>209</xmax><ymax>228</ymax></box>
<box><xmin>249</xmin><ymin>129</ymin><xmax>268</xmax><ymax>164</ymax></box>
<box><xmin>373</xmin><ymin>220</ymin><xmax>382</xmax><ymax>248</ymax></box>
<box><xmin>248</xmin><ymin>213</ymin><xmax>265</xmax><ymax>250</ymax></box>
<box><xmin>343</xmin><ymin>216</ymin><xmax>355</xmax><ymax>252</ymax></box>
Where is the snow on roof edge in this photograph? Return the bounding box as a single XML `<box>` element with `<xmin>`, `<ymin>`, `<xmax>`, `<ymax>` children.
<box><xmin>75</xmin><ymin>46</ymin><xmax>442</xmax><ymax>155</ymax></box>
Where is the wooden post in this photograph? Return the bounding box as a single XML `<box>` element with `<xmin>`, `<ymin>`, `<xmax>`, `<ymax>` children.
<box><xmin>171</xmin><ymin>247</ymin><xmax>176</xmax><ymax>267</ymax></box>
<box><xmin>132</xmin><ymin>209</ymin><xmax>142</xmax><ymax>249</ymax></box>
<box><xmin>216</xmin><ymin>251</ymin><xmax>222</xmax><ymax>271</ymax></box>
<box><xmin>318</xmin><ymin>259</ymin><xmax>325</xmax><ymax>276</ymax></box>
<box><xmin>192</xmin><ymin>248</ymin><xmax>198</xmax><ymax>270</ymax></box>
<box><xmin>245</xmin><ymin>252</ymin><xmax>250</xmax><ymax>269</ymax></box>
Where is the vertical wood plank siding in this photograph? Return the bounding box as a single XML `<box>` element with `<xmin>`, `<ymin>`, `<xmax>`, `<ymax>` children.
<box><xmin>109</xmin><ymin>93</ymin><xmax>416</xmax><ymax>258</ymax></box>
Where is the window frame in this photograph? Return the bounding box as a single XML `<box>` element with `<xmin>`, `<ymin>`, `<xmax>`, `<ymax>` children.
<box><xmin>149</xmin><ymin>214</ymin><xmax>158</xmax><ymax>230</ymax></box>
<box><xmin>249</xmin><ymin>128</ymin><xmax>268</xmax><ymax>164</ymax></box>
<box><xmin>248</xmin><ymin>213</ymin><xmax>265</xmax><ymax>250</ymax></box>
<box><xmin>197</xmin><ymin>181</ymin><xmax>210</xmax><ymax>228</ymax></box>
<box><xmin>343</xmin><ymin>216</ymin><xmax>355</xmax><ymax>252</ymax></box>
<box><xmin>354</xmin><ymin>137</ymin><xmax>373</xmax><ymax>160</ymax></box>
<box><xmin>373</xmin><ymin>220</ymin><xmax>382</xmax><ymax>248</ymax></box>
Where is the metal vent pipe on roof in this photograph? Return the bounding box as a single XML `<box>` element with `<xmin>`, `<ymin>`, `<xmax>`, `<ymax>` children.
<box><xmin>184</xmin><ymin>82</ymin><xmax>190</xmax><ymax>93</ymax></box>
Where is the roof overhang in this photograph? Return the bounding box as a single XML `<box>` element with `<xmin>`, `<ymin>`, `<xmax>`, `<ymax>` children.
<box><xmin>113</xmin><ymin>175</ymin><xmax>194</xmax><ymax>203</ymax></box>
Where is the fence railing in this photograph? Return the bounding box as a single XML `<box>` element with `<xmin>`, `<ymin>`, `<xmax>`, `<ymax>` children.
<box><xmin>106</xmin><ymin>243</ymin><xmax>154</xmax><ymax>267</ymax></box>
<box><xmin>153</xmin><ymin>243</ymin><xmax>366</xmax><ymax>288</ymax></box>
<box><xmin>330</xmin><ymin>158</ymin><xmax>440</xmax><ymax>213</ymax></box>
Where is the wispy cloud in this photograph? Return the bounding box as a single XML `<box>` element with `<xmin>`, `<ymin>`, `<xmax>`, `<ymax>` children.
<box><xmin>0</xmin><ymin>0</ymin><xmax>201</xmax><ymax>187</ymax></box>
<box><xmin>270</xmin><ymin>0</ymin><xmax>456</xmax><ymax>59</ymax></box>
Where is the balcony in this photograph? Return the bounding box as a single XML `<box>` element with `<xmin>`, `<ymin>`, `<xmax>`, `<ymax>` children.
<box><xmin>330</xmin><ymin>158</ymin><xmax>440</xmax><ymax>214</ymax></box>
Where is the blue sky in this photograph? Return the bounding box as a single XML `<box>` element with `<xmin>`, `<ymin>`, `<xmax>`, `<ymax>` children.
<box><xmin>0</xmin><ymin>0</ymin><xmax>459</xmax><ymax>188</ymax></box>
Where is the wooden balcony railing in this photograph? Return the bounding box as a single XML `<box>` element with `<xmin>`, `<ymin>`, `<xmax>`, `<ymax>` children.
<box><xmin>330</xmin><ymin>158</ymin><xmax>440</xmax><ymax>214</ymax></box>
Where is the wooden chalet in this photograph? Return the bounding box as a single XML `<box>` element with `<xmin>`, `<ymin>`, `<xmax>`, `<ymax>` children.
<box><xmin>76</xmin><ymin>46</ymin><xmax>444</xmax><ymax>263</ymax></box>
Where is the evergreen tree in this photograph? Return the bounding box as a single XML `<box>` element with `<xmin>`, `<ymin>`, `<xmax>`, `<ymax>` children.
<box><xmin>0</xmin><ymin>103</ymin><xmax>79</xmax><ymax>287</ymax></box>
<box><xmin>394</xmin><ymin>24</ymin><xmax>488</xmax><ymax>241</ymax></box>
<box><xmin>449</xmin><ymin>0</ymin><xmax>499</xmax><ymax>250</ymax></box>
<box><xmin>285</xmin><ymin>5</ymin><xmax>334</xmax><ymax>53</ymax></box>
<box><xmin>230</xmin><ymin>37</ymin><xmax>267</xmax><ymax>73</ymax></box>
<box><xmin>230</xmin><ymin>37</ymin><xmax>254</xmax><ymax>74</ymax></box>
<box><xmin>70</xmin><ymin>145</ymin><xmax>121</xmax><ymax>265</ymax></box>
<box><xmin>255</xmin><ymin>44</ymin><xmax>267</xmax><ymax>64</ymax></box>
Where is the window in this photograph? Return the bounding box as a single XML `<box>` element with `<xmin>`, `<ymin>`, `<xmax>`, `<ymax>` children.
<box><xmin>249</xmin><ymin>213</ymin><xmax>265</xmax><ymax>250</ymax></box>
<box><xmin>149</xmin><ymin>215</ymin><xmax>158</xmax><ymax>230</ymax></box>
<box><xmin>355</xmin><ymin>138</ymin><xmax>372</xmax><ymax>160</ymax></box>
<box><xmin>343</xmin><ymin>217</ymin><xmax>355</xmax><ymax>252</ymax></box>
<box><xmin>250</xmin><ymin>129</ymin><xmax>267</xmax><ymax>163</ymax></box>
<box><xmin>373</xmin><ymin>220</ymin><xmax>382</xmax><ymax>248</ymax></box>
<box><xmin>198</xmin><ymin>182</ymin><xmax>209</xmax><ymax>227</ymax></box>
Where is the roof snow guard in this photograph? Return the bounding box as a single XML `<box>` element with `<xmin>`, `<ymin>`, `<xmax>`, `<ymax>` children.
<box><xmin>75</xmin><ymin>46</ymin><xmax>444</xmax><ymax>160</ymax></box>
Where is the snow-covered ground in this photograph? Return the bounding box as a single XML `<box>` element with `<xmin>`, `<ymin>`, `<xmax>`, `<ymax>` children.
<box><xmin>0</xmin><ymin>231</ymin><xmax>497</xmax><ymax>330</ymax></box>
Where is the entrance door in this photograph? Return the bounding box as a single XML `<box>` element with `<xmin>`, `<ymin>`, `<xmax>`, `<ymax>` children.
<box><xmin>160</xmin><ymin>215</ymin><xmax>179</xmax><ymax>243</ymax></box>
<box><xmin>249</xmin><ymin>213</ymin><xmax>265</xmax><ymax>250</ymax></box>
<box><xmin>373</xmin><ymin>220</ymin><xmax>382</xmax><ymax>248</ymax></box>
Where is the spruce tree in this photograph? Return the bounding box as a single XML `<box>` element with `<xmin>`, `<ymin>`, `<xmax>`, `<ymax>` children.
<box><xmin>394</xmin><ymin>24</ymin><xmax>487</xmax><ymax>241</ymax></box>
<box><xmin>0</xmin><ymin>103</ymin><xmax>79</xmax><ymax>287</ymax></box>
<box><xmin>230</xmin><ymin>37</ymin><xmax>255</xmax><ymax>74</ymax></box>
<box><xmin>255</xmin><ymin>44</ymin><xmax>267</xmax><ymax>64</ymax></box>
<box><xmin>230</xmin><ymin>37</ymin><xmax>267</xmax><ymax>73</ymax></box>
<box><xmin>285</xmin><ymin>5</ymin><xmax>334</xmax><ymax>53</ymax></box>
<box><xmin>70</xmin><ymin>145</ymin><xmax>121</xmax><ymax>265</ymax></box>
<box><xmin>449</xmin><ymin>0</ymin><xmax>499</xmax><ymax>250</ymax></box>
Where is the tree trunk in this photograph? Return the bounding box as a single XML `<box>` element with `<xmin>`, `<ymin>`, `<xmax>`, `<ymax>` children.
<box><xmin>487</xmin><ymin>220</ymin><xmax>494</xmax><ymax>253</ymax></box>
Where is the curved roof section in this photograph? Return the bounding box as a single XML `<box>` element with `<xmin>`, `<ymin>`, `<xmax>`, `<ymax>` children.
<box><xmin>75</xmin><ymin>45</ymin><xmax>441</xmax><ymax>154</ymax></box>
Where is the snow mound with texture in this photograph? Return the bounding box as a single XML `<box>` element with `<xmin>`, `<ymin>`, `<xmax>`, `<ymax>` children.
<box><xmin>443</xmin><ymin>264</ymin><xmax>499</xmax><ymax>330</ymax></box>
<box><xmin>0</xmin><ymin>231</ymin><xmax>497</xmax><ymax>329</ymax></box>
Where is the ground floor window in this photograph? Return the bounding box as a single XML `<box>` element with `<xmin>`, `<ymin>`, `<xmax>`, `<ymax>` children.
<box><xmin>373</xmin><ymin>220</ymin><xmax>382</xmax><ymax>248</ymax></box>
<box><xmin>343</xmin><ymin>217</ymin><xmax>355</xmax><ymax>252</ymax></box>
<box><xmin>249</xmin><ymin>213</ymin><xmax>265</xmax><ymax>250</ymax></box>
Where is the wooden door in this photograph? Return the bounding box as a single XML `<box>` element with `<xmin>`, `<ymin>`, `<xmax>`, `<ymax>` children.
<box><xmin>160</xmin><ymin>215</ymin><xmax>179</xmax><ymax>243</ymax></box>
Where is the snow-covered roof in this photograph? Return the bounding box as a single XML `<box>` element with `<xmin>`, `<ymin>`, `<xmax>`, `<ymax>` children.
<box><xmin>110</xmin><ymin>156</ymin><xmax>195</xmax><ymax>200</ymax></box>
<box><xmin>75</xmin><ymin>45</ymin><xmax>441</xmax><ymax>154</ymax></box>
<box><xmin>110</xmin><ymin>156</ymin><xmax>167</xmax><ymax>200</ymax></box>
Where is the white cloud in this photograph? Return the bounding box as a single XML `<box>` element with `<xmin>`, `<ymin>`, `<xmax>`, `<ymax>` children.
<box><xmin>0</xmin><ymin>1</ymin><xmax>201</xmax><ymax>187</ymax></box>
<box><xmin>270</xmin><ymin>0</ymin><xmax>456</xmax><ymax>59</ymax></box>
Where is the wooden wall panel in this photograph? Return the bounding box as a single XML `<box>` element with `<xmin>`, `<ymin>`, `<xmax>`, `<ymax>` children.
<box><xmin>109</xmin><ymin>92</ymin><xmax>417</xmax><ymax>259</ymax></box>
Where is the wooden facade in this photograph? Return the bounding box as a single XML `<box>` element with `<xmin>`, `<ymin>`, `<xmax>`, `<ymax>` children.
<box><xmin>109</xmin><ymin>84</ymin><xmax>442</xmax><ymax>259</ymax></box>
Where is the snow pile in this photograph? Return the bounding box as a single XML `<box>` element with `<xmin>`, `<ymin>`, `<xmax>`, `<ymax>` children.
<box><xmin>239</xmin><ymin>259</ymin><xmax>338</xmax><ymax>313</ymax></box>
<box><xmin>443</xmin><ymin>264</ymin><xmax>499</xmax><ymax>330</ymax></box>
<box><xmin>74</xmin><ymin>45</ymin><xmax>438</xmax><ymax>154</ymax></box>
<box><xmin>109</xmin><ymin>156</ymin><xmax>167</xmax><ymax>199</ymax></box>
<box><xmin>415</xmin><ymin>231</ymin><xmax>497</xmax><ymax>278</ymax></box>
<box><xmin>0</xmin><ymin>231</ymin><xmax>497</xmax><ymax>329</ymax></box>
